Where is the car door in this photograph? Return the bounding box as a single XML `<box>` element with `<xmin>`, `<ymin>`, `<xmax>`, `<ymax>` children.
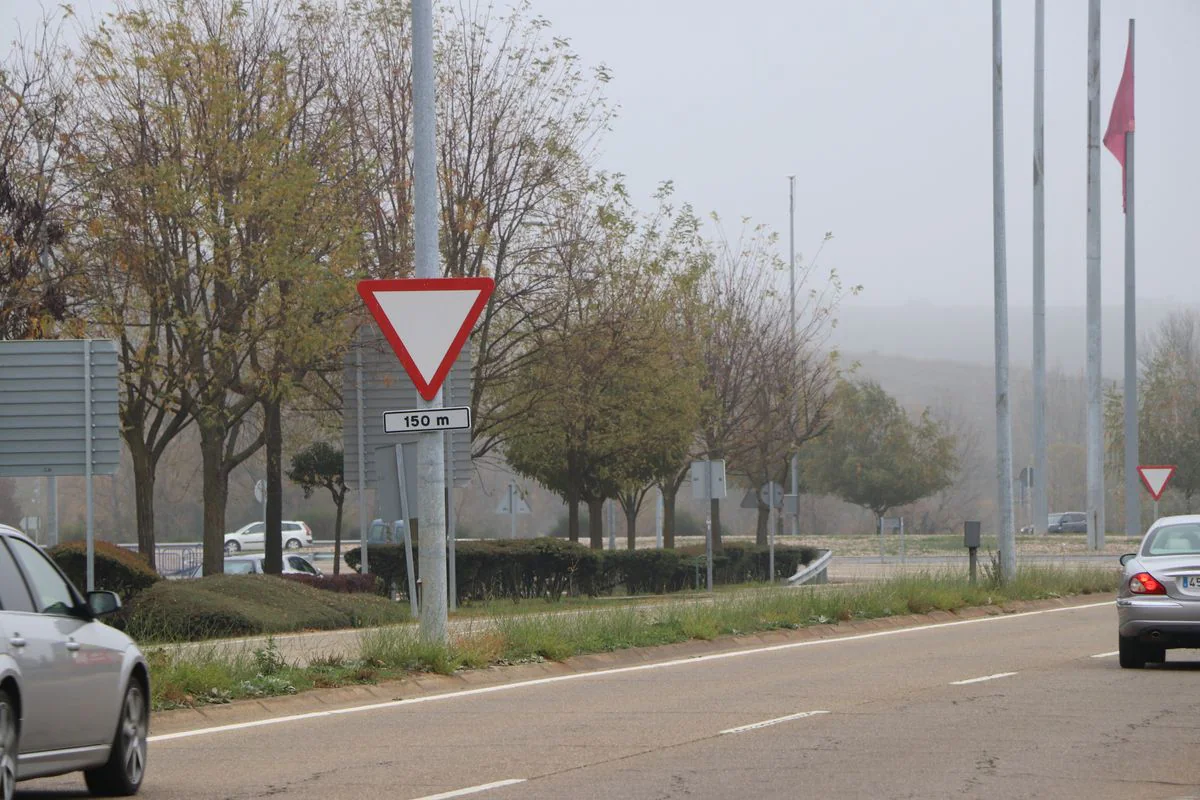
<box><xmin>5</xmin><ymin>536</ymin><xmax>125</xmax><ymax>750</ymax></box>
<box><xmin>245</xmin><ymin>522</ymin><xmax>266</xmax><ymax>549</ymax></box>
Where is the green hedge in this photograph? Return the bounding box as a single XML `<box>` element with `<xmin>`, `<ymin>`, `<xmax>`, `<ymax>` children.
<box><xmin>120</xmin><ymin>574</ymin><xmax>410</xmax><ymax>642</ymax></box>
<box><xmin>48</xmin><ymin>541</ymin><xmax>161</xmax><ymax>602</ymax></box>
<box><xmin>345</xmin><ymin>538</ymin><xmax>820</xmax><ymax>602</ymax></box>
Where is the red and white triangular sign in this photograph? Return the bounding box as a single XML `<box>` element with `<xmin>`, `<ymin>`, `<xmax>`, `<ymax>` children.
<box><xmin>1137</xmin><ymin>465</ymin><xmax>1177</xmax><ymax>501</ymax></box>
<box><xmin>357</xmin><ymin>277</ymin><xmax>494</xmax><ymax>401</ymax></box>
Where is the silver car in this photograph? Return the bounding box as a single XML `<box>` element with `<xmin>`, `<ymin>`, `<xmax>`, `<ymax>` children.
<box><xmin>0</xmin><ymin>524</ymin><xmax>149</xmax><ymax>798</ymax></box>
<box><xmin>1117</xmin><ymin>515</ymin><xmax>1200</xmax><ymax>668</ymax></box>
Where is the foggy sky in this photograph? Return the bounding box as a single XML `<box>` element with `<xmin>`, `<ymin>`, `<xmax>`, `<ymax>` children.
<box><xmin>5</xmin><ymin>0</ymin><xmax>1198</xmax><ymax>313</ymax></box>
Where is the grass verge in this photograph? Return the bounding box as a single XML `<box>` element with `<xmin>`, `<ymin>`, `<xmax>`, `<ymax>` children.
<box><xmin>147</xmin><ymin>566</ymin><xmax>1118</xmax><ymax>711</ymax></box>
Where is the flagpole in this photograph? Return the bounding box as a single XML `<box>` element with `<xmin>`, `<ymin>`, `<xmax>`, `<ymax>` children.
<box><xmin>992</xmin><ymin>0</ymin><xmax>1016</xmax><ymax>582</ymax></box>
<box><xmin>1123</xmin><ymin>19</ymin><xmax>1138</xmax><ymax>538</ymax></box>
<box><xmin>1032</xmin><ymin>0</ymin><xmax>1048</xmax><ymax>536</ymax></box>
<box><xmin>1085</xmin><ymin>0</ymin><xmax>1105</xmax><ymax>550</ymax></box>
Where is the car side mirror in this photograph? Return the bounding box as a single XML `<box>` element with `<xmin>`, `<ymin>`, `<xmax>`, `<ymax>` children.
<box><xmin>1119</xmin><ymin>553</ymin><xmax>1136</xmax><ymax>566</ymax></box>
<box><xmin>87</xmin><ymin>590</ymin><xmax>122</xmax><ymax>618</ymax></box>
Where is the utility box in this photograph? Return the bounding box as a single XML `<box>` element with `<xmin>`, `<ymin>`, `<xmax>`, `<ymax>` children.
<box><xmin>964</xmin><ymin>521</ymin><xmax>982</xmax><ymax>549</ymax></box>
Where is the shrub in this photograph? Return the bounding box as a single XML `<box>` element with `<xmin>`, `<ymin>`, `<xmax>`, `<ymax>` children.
<box><xmin>284</xmin><ymin>573</ymin><xmax>378</xmax><ymax>594</ymax></box>
<box><xmin>49</xmin><ymin>540</ymin><xmax>160</xmax><ymax>602</ymax></box>
<box><xmin>121</xmin><ymin>574</ymin><xmax>410</xmax><ymax>642</ymax></box>
<box><xmin>677</xmin><ymin>542</ymin><xmax>818</xmax><ymax>585</ymax></box>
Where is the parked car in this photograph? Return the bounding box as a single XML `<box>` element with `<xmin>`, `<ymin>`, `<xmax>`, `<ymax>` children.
<box><xmin>0</xmin><ymin>523</ymin><xmax>149</xmax><ymax>798</ymax></box>
<box><xmin>176</xmin><ymin>553</ymin><xmax>323</xmax><ymax>579</ymax></box>
<box><xmin>223</xmin><ymin>520</ymin><xmax>313</xmax><ymax>554</ymax></box>
<box><xmin>1048</xmin><ymin>512</ymin><xmax>1087</xmax><ymax>533</ymax></box>
<box><xmin>1116</xmin><ymin>515</ymin><xmax>1200</xmax><ymax>668</ymax></box>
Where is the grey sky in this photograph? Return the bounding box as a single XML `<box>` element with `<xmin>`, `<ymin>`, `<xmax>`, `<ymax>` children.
<box><xmin>5</xmin><ymin>0</ymin><xmax>1198</xmax><ymax>311</ymax></box>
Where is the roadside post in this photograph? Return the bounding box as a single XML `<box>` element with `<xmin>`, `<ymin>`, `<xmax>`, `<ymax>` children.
<box><xmin>965</xmin><ymin>521</ymin><xmax>982</xmax><ymax>585</ymax></box>
<box><xmin>691</xmin><ymin>459</ymin><xmax>726</xmax><ymax>592</ymax></box>
<box><xmin>760</xmin><ymin>481</ymin><xmax>783</xmax><ymax>583</ymax></box>
<box><xmin>395</xmin><ymin>445</ymin><xmax>418</xmax><ymax>617</ymax></box>
<box><xmin>655</xmin><ymin>491</ymin><xmax>664</xmax><ymax>549</ymax></box>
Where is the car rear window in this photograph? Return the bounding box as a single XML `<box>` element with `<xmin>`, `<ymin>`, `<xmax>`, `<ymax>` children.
<box><xmin>1143</xmin><ymin>524</ymin><xmax>1200</xmax><ymax>556</ymax></box>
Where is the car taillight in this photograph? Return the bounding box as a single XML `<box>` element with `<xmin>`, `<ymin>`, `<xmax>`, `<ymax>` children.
<box><xmin>1129</xmin><ymin>572</ymin><xmax>1166</xmax><ymax>595</ymax></box>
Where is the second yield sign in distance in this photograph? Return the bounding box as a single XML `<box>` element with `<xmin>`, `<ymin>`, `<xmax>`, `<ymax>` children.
<box><xmin>383</xmin><ymin>406</ymin><xmax>472</xmax><ymax>434</ymax></box>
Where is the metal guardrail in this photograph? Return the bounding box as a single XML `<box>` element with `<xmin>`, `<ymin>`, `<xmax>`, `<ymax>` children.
<box><xmin>787</xmin><ymin>549</ymin><xmax>832</xmax><ymax>586</ymax></box>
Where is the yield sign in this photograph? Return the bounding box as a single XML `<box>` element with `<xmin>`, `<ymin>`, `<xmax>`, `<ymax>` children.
<box><xmin>1137</xmin><ymin>465</ymin><xmax>1177</xmax><ymax>501</ymax></box>
<box><xmin>357</xmin><ymin>277</ymin><xmax>494</xmax><ymax>401</ymax></box>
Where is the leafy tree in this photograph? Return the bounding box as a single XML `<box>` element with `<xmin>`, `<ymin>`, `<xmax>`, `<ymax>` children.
<box><xmin>287</xmin><ymin>442</ymin><xmax>349</xmax><ymax>575</ymax></box>
<box><xmin>802</xmin><ymin>380</ymin><xmax>957</xmax><ymax>526</ymax></box>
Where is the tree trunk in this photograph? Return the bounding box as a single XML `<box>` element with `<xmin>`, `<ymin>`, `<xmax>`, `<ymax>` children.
<box><xmin>567</xmin><ymin>485</ymin><xmax>580</xmax><ymax>543</ymax></box>
<box><xmin>128</xmin><ymin>441</ymin><xmax>157</xmax><ymax>571</ymax></box>
<box><xmin>199</xmin><ymin>427</ymin><xmax>229</xmax><ymax>576</ymax></box>
<box><xmin>662</xmin><ymin>484</ymin><xmax>677</xmax><ymax>549</ymax></box>
<box><xmin>755</xmin><ymin>501</ymin><xmax>769</xmax><ymax>546</ymax></box>
<box><xmin>263</xmin><ymin>397</ymin><xmax>283</xmax><ymax>575</ymax></box>
<box><xmin>587</xmin><ymin>497</ymin><xmax>604</xmax><ymax>550</ymax></box>
<box><xmin>626</xmin><ymin>505</ymin><xmax>638</xmax><ymax>551</ymax></box>
<box><xmin>332</xmin><ymin>493</ymin><xmax>344</xmax><ymax>576</ymax></box>
<box><xmin>710</xmin><ymin>497</ymin><xmax>723</xmax><ymax>550</ymax></box>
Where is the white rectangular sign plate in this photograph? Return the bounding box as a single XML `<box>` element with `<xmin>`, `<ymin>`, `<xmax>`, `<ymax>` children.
<box><xmin>383</xmin><ymin>406</ymin><xmax>472</xmax><ymax>434</ymax></box>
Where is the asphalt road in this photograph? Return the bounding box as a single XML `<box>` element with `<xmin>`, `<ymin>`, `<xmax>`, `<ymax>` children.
<box><xmin>19</xmin><ymin>600</ymin><xmax>1200</xmax><ymax>799</ymax></box>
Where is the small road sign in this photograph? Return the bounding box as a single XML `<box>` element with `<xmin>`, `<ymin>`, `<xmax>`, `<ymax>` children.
<box><xmin>690</xmin><ymin>460</ymin><xmax>727</xmax><ymax>500</ymax></box>
<box><xmin>383</xmin><ymin>406</ymin><xmax>472</xmax><ymax>434</ymax></box>
<box><xmin>357</xmin><ymin>277</ymin><xmax>494</xmax><ymax>401</ymax></box>
<box><xmin>759</xmin><ymin>482</ymin><xmax>784</xmax><ymax>508</ymax></box>
<box><xmin>1137</xmin><ymin>465</ymin><xmax>1176</xmax><ymax>501</ymax></box>
<box><xmin>254</xmin><ymin>479</ymin><xmax>266</xmax><ymax>504</ymax></box>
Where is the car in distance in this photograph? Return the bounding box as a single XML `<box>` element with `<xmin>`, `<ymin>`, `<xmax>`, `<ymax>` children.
<box><xmin>1116</xmin><ymin>515</ymin><xmax>1200</xmax><ymax>668</ymax></box>
<box><xmin>0</xmin><ymin>523</ymin><xmax>149</xmax><ymax>798</ymax></box>
<box><xmin>1048</xmin><ymin>512</ymin><xmax>1087</xmax><ymax>533</ymax></box>
<box><xmin>175</xmin><ymin>553</ymin><xmax>323</xmax><ymax>580</ymax></box>
<box><xmin>223</xmin><ymin>520</ymin><xmax>313</xmax><ymax>554</ymax></box>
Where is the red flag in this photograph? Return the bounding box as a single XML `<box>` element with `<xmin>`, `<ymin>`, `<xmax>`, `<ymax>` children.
<box><xmin>1104</xmin><ymin>30</ymin><xmax>1135</xmax><ymax>212</ymax></box>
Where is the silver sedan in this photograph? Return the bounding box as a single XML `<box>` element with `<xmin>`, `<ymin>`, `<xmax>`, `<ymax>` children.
<box><xmin>1117</xmin><ymin>515</ymin><xmax>1200</xmax><ymax>668</ymax></box>
<box><xmin>0</xmin><ymin>524</ymin><xmax>149</xmax><ymax>798</ymax></box>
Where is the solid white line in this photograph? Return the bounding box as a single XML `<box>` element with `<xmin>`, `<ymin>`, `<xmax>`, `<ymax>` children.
<box><xmin>720</xmin><ymin>710</ymin><xmax>829</xmax><ymax>735</ymax></box>
<box><xmin>148</xmin><ymin>600</ymin><xmax>1111</xmax><ymax>744</ymax></box>
<box><xmin>950</xmin><ymin>672</ymin><xmax>1018</xmax><ymax>685</ymax></box>
<box><xmin>409</xmin><ymin>779</ymin><xmax>526</xmax><ymax>800</ymax></box>
<box><xmin>1091</xmin><ymin>651</ymin><xmax>1119</xmax><ymax>658</ymax></box>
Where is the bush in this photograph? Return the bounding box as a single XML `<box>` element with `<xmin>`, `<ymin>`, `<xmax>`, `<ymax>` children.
<box><xmin>676</xmin><ymin>542</ymin><xmax>818</xmax><ymax>585</ymax></box>
<box><xmin>121</xmin><ymin>574</ymin><xmax>410</xmax><ymax>642</ymax></box>
<box><xmin>49</xmin><ymin>541</ymin><xmax>160</xmax><ymax>602</ymax></box>
<box><xmin>284</xmin><ymin>573</ymin><xmax>378</xmax><ymax>594</ymax></box>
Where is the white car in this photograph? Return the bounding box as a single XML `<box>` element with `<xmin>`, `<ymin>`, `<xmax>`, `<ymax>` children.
<box><xmin>223</xmin><ymin>520</ymin><xmax>312</xmax><ymax>554</ymax></box>
<box><xmin>177</xmin><ymin>553</ymin><xmax>323</xmax><ymax>579</ymax></box>
<box><xmin>1</xmin><ymin>524</ymin><xmax>149</xmax><ymax>798</ymax></box>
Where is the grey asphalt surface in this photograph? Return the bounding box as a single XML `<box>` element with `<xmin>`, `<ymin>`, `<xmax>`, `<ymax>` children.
<box><xmin>18</xmin><ymin>599</ymin><xmax>1200</xmax><ymax>799</ymax></box>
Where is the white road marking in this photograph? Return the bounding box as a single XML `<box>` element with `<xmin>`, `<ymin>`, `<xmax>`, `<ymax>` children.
<box><xmin>149</xmin><ymin>600</ymin><xmax>1111</xmax><ymax>744</ymax></box>
<box><xmin>720</xmin><ymin>710</ymin><xmax>830</xmax><ymax>735</ymax></box>
<box><xmin>1091</xmin><ymin>651</ymin><xmax>1119</xmax><ymax>658</ymax></box>
<box><xmin>950</xmin><ymin>672</ymin><xmax>1018</xmax><ymax>685</ymax></box>
<box><xmin>409</xmin><ymin>779</ymin><xmax>526</xmax><ymax>800</ymax></box>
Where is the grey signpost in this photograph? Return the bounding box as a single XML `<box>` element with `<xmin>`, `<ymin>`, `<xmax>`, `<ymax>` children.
<box><xmin>394</xmin><ymin>445</ymin><xmax>418</xmax><ymax>618</ymax></box>
<box><xmin>0</xmin><ymin>340</ymin><xmax>119</xmax><ymax>590</ymax></box>
<box><xmin>760</xmin><ymin>481</ymin><xmax>783</xmax><ymax>583</ymax></box>
<box><xmin>691</xmin><ymin>460</ymin><xmax>726</xmax><ymax>592</ymax></box>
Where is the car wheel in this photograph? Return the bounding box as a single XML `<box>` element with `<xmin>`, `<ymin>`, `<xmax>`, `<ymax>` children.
<box><xmin>224</xmin><ymin>539</ymin><xmax>241</xmax><ymax>555</ymax></box>
<box><xmin>1118</xmin><ymin>636</ymin><xmax>1147</xmax><ymax>669</ymax></box>
<box><xmin>84</xmin><ymin>680</ymin><xmax>148</xmax><ymax>797</ymax></box>
<box><xmin>0</xmin><ymin>688</ymin><xmax>17</xmax><ymax>800</ymax></box>
<box><xmin>285</xmin><ymin>538</ymin><xmax>302</xmax><ymax>550</ymax></box>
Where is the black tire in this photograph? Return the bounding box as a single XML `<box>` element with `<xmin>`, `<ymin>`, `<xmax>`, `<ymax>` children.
<box><xmin>224</xmin><ymin>539</ymin><xmax>241</xmax><ymax>555</ymax></box>
<box><xmin>1118</xmin><ymin>636</ymin><xmax>1146</xmax><ymax>669</ymax></box>
<box><xmin>285</xmin><ymin>538</ymin><xmax>302</xmax><ymax>551</ymax></box>
<box><xmin>0</xmin><ymin>688</ymin><xmax>17</xmax><ymax>800</ymax></box>
<box><xmin>84</xmin><ymin>680</ymin><xmax>148</xmax><ymax>797</ymax></box>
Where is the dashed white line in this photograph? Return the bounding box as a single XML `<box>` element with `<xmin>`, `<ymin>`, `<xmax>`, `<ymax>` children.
<box><xmin>410</xmin><ymin>779</ymin><xmax>526</xmax><ymax>800</ymax></box>
<box><xmin>148</xmin><ymin>600</ymin><xmax>1110</xmax><ymax>744</ymax></box>
<box><xmin>950</xmin><ymin>671</ymin><xmax>1018</xmax><ymax>685</ymax></box>
<box><xmin>1091</xmin><ymin>651</ymin><xmax>1119</xmax><ymax>658</ymax></box>
<box><xmin>720</xmin><ymin>710</ymin><xmax>830</xmax><ymax>735</ymax></box>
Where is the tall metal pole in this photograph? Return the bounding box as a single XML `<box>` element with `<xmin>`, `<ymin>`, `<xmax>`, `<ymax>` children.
<box><xmin>1123</xmin><ymin>20</ymin><xmax>1139</xmax><ymax>539</ymax></box>
<box><xmin>705</xmin><ymin>463</ymin><xmax>713</xmax><ymax>592</ymax></box>
<box><xmin>1086</xmin><ymin>0</ymin><xmax>1105</xmax><ymax>550</ymax></box>
<box><xmin>788</xmin><ymin>176</ymin><xmax>799</xmax><ymax>538</ymax></box>
<box><xmin>992</xmin><ymin>0</ymin><xmax>1016</xmax><ymax>581</ymax></box>
<box><xmin>412</xmin><ymin>0</ymin><xmax>448</xmax><ymax>643</ymax></box>
<box><xmin>1032</xmin><ymin>0</ymin><xmax>1048</xmax><ymax>537</ymax></box>
<box><xmin>84</xmin><ymin>339</ymin><xmax>95</xmax><ymax>592</ymax></box>
<box><xmin>355</xmin><ymin>339</ymin><xmax>368</xmax><ymax>576</ymax></box>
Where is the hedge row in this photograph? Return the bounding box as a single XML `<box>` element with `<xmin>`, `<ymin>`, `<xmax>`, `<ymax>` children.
<box><xmin>344</xmin><ymin>538</ymin><xmax>819</xmax><ymax>602</ymax></box>
<box><xmin>48</xmin><ymin>541</ymin><xmax>161</xmax><ymax>603</ymax></box>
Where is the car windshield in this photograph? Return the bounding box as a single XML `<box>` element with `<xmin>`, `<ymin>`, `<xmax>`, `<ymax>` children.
<box><xmin>225</xmin><ymin>560</ymin><xmax>257</xmax><ymax>574</ymax></box>
<box><xmin>1142</xmin><ymin>523</ymin><xmax>1200</xmax><ymax>556</ymax></box>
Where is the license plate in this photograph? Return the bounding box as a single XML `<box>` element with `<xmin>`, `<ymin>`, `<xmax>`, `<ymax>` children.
<box><xmin>1183</xmin><ymin>576</ymin><xmax>1200</xmax><ymax>589</ymax></box>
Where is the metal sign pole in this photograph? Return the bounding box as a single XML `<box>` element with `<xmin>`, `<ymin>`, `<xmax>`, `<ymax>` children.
<box><xmin>395</xmin><ymin>445</ymin><xmax>418</xmax><ymax>617</ymax></box>
<box><xmin>445</xmin><ymin>428</ymin><xmax>457</xmax><ymax>611</ymax></box>
<box><xmin>768</xmin><ymin>482</ymin><xmax>777</xmax><ymax>583</ymax></box>
<box><xmin>879</xmin><ymin>516</ymin><xmax>885</xmax><ymax>564</ymax></box>
<box><xmin>356</xmin><ymin>342</ymin><xmax>369</xmax><ymax>576</ymax></box>
<box><xmin>900</xmin><ymin>517</ymin><xmax>906</xmax><ymax>564</ymax></box>
<box><xmin>84</xmin><ymin>340</ymin><xmax>95</xmax><ymax>592</ymax></box>
<box><xmin>655</xmin><ymin>491</ymin><xmax>663</xmax><ymax>549</ymax></box>
<box><xmin>509</xmin><ymin>483</ymin><xmax>517</xmax><ymax>539</ymax></box>
<box><xmin>705</xmin><ymin>462</ymin><xmax>713</xmax><ymax>592</ymax></box>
